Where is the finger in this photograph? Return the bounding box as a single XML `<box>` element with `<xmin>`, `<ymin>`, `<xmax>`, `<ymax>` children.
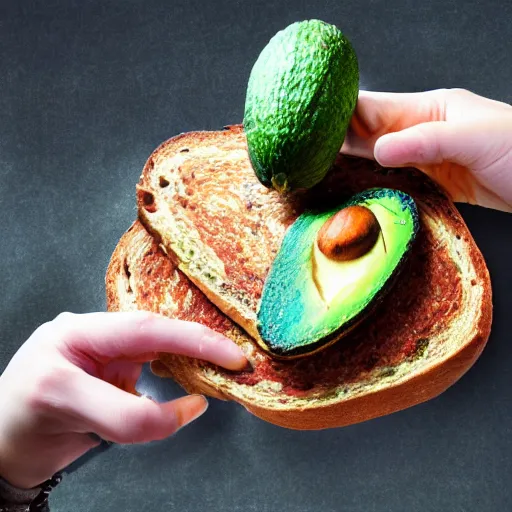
<box><xmin>373</xmin><ymin>119</ymin><xmax>512</xmax><ymax>211</ymax></box>
<box><xmin>54</xmin><ymin>311</ymin><xmax>247</xmax><ymax>371</ymax></box>
<box><xmin>373</xmin><ymin>120</ymin><xmax>494</xmax><ymax>168</ymax></box>
<box><xmin>341</xmin><ymin>89</ymin><xmax>447</xmax><ymax>159</ymax></box>
<box><xmin>67</xmin><ymin>372</ymin><xmax>208</xmax><ymax>444</ymax></box>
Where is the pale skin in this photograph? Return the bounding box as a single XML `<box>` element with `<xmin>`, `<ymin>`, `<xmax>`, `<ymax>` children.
<box><xmin>0</xmin><ymin>88</ymin><xmax>510</xmax><ymax>491</ymax></box>
<box><xmin>0</xmin><ymin>312</ymin><xmax>247</xmax><ymax>489</ymax></box>
<box><xmin>342</xmin><ymin>88</ymin><xmax>512</xmax><ymax>212</ymax></box>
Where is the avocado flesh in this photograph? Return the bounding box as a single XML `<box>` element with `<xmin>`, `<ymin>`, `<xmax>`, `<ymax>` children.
<box><xmin>257</xmin><ymin>189</ymin><xmax>419</xmax><ymax>357</ymax></box>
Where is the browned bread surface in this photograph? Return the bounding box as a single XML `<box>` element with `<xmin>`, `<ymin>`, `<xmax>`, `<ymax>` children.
<box><xmin>135</xmin><ymin>126</ymin><xmax>491</xmax><ymax>350</ymax></box>
<box><xmin>136</xmin><ymin>125</ymin><xmax>290</xmax><ymax>339</ymax></box>
<box><xmin>106</xmin><ymin>216</ymin><xmax>491</xmax><ymax>429</ymax></box>
<box><xmin>106</xmin><ymin>131</ymin><xmax>492</xmax><ymax>429</ymax></box>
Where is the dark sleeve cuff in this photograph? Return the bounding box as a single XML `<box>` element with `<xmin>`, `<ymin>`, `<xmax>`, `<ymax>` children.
<box><xmin>0</xmin><ymin>477</ymin><xmax>40</xmax><ymax>512</ymax></box>
<box><xmin>0</xmin><ymin>474</ymin><xmax>62</xmax><ymax>511</ymax></box>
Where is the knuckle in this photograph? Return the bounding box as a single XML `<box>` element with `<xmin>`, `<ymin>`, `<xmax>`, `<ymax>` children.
<box><xmin>50</xmin><ymin>312</ymin><xmax>81</xmax><ymax>345</ymax></box>
<box><xmin>134</xmin><ymin>310</ymin><xmax>161</xmax><ymax>331</ymax></box>
<box><xmin>53</xmin><ymin>311</ymin><xmax>76</xmax><ymax>326</ymax></box>
<box><xmin>31</xmin><ymin>320</ymin><xmax>56</xmax><ymax>341</ymax></box>
<box><xmin>432</xmin><ymin>87</ymin><xmax>474</xmax><ymax>108</ymax></box>
<box><xmin>27</xmin><ymin>365</ymin><xmax>77</xmax><ymax>413</ymax></box>
<box><xmin>427</xmin><ymin>87</ymin><xmax>450</xmax><ymax>102</ymax></box>
<box><xmin>29</xmin><ymin>319</ymin><xmax>69</xmax><ymax>350</ymax></box>
<box><xmin>195</xmin><ymin>322</ymin><xmax>215</xmax><ymax>341</ymax></box>
<box><xmin>38</xmin><ymin>365</ymin><xmax>75</xmax><ymax>395</ymax></box>
<box><xmin>448</xmin><ymin>87</ymin><xmax>472</xmax><ymax>99</ymax></box>
<box><xmin>54</xmin><ymin>311</ymin><xmax>75</xmax><ymax>322</ymax></box>
<box><xmin>431</xmin><ymin>87</ymin><xmax>450</xmax><ymax>96</ymax></box>
<box><xmin>187</xmin><ymin>323</ymin><xmax>217</xmax><ymax>356</ymax></box>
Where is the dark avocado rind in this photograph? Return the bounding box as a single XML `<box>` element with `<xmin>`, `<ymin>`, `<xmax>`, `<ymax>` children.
<box><xmin>244</xmin><ymin>20</ymin><xmax>359</xmax><ymax>192</ymax></box>
<box><xmin>257</xmin><ymin>188</ymin><xmax>420</xmax><ymax>357</ymax></box>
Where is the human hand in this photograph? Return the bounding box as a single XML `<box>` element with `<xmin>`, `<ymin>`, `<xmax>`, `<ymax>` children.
<box><xmin>0</xmin><ymin>311</ymin><xmax>247</xmax><ymax>489</ymax></box>
<box><xmin>341</xmin><ymin>88</ymin><xmax>512</xmax><ymax>212</ymax></box>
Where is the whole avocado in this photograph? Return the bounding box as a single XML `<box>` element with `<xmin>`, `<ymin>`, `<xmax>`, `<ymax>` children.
<box><xmin>244</xmin><ymin>20</ymin><xmax>359</xmax><ymax>193</ymax></box>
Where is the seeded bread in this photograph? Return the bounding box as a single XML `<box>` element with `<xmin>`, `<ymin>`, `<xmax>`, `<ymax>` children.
<box><xmin>106</xmin><ymin>129</ymin><xmax>492</xmax><ymax>429</ymax></box>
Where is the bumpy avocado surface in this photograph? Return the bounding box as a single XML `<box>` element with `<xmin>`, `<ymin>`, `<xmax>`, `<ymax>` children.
<box><xmin>244</xmin><ymin>20</ymin><xmax>359</xmax><ymax>193</ymax></box>
<box><xmin>257</xmin><ymin>189</ymin><xmax>419</xmax><ymax>357</ymax></box>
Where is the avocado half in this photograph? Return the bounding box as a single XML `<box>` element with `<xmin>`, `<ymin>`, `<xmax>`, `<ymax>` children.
<box><xmin>257</xmin><ymin>188</ymin><xmax>419</xmax><ymax>357</ymax></box>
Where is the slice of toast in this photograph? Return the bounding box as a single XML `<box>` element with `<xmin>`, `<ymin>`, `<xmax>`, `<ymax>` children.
<box><xmin>135</xmin><ymin>126</ymin><xmax>491</xmax><ymax>351</ymax></box>
<box><xmin>136</xmin><ymin>125</ymin><xmax>292</xmax><ymax>341</ymax></box>
<box><xmin>106</xmin><ymin>136</ymin><xmax>492</xmax><ymax>429</ymax></box>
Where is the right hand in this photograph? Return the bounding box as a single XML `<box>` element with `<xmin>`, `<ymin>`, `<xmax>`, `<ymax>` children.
<box><xmin>341</xmin><ymin>88</ymin><xmax>512</xmax><ymax>212</ymax></box>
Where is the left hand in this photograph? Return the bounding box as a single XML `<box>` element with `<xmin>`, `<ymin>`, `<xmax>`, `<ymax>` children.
<box><xmin>0</xmin><ymin>311</ymin><xmax>247</xmax><ymax>489</ymax></box>
<box><xmin>341</xmin><ymin>88</ymin><xmax>512</xmax><ymax>212</ymax></box>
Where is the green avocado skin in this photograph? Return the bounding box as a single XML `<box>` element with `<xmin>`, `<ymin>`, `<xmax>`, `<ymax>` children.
<box><xmin>244</xmin><ymin>20</ymin><xmax>359</xmax><ymax>192</ymax></box>
<box><xmin>257</xmin><ymin>189</ymin><xmax>420</xmax><ymax>357</ymax></box>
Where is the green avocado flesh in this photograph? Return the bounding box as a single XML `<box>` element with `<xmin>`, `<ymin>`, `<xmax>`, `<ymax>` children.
<box><xmin>244</xmin><ymin>19</ymin><xmax>359</xmax><ymax>192</ymax></box>
<box><xmin>257</xmin><ymin>189</ymin><xmax>420</xmax><ymax>357</ymax></box>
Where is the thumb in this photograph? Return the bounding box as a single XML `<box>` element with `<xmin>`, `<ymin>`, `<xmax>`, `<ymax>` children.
<box><xmin>68</xmin><ymin>372</ymin><xmax>209</xmax><ymax>444</ymax></box>
<box><xmin>373</xmin><ymin>120</ymin><xmax>480</xmax><ymax>168</ymax></box>
<box><xmin>374</xmin><ymin>118</ymin><xmax>512</xmax><ymax>172</ymax></box>
<box><xmin>373</xmin><ymin>119</ymin><xmax>512</xmax><ymax>211</ymax></box>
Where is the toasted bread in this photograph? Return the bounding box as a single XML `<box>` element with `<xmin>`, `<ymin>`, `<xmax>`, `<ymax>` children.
<box><xmin>106</xmin><ymin>129</ymin><xmax>492</xmax><ymax>430</ymax></box>
<box><xmin>136</xmin><ymin>125</ymin><xmax>290</xmax><ymax>341</ymax></box>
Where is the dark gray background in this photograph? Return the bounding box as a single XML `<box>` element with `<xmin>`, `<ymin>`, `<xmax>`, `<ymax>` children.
<box><xmin>0</xmin><ymin>0</ymin><xmax>511</xmax><ymax>511</ymax></box>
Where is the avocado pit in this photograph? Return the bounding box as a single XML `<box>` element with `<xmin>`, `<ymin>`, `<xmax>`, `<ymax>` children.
<box><xmin>317</xmin><ymin>205</ymin><xmax>380</xmax><ymax>261</ymax></box>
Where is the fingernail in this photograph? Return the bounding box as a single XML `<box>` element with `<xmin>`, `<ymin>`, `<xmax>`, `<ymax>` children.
<box><xmin>205</xmin><ymin>332</ymin><xmax>248</xmax><ymax>370</ymax></box>
<box><xmin>176</xmin><ymin>395</ymin><xmax>209</xmax><ymax>429</ymax></box>
<box><xmin>240</xmin><ymin>360</ymin><xmax>254</xmax><ymax>373</ymax></box>
<box><xmin>223</xmin><ymin>342</ymin><xmax>249</xmax><ymax>371</ymax></box>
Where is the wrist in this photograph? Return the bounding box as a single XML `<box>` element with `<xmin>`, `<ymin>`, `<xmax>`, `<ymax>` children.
<box><xmin>0</xmin><ymin>446</ymin><xmax>29</xmax><ymax>491</ymax></box>
<box><xmin>0</xmin><ymin>423</ymin><xmax>59</xmax><ymax>491</ymax></box>
<box><xmin>0</xmin><ymin>461</ymin><xmax>51</xmax><ymax>492</ymax></box>
<box><xmin>0</xmin><ymin>441</ymin><xmax>48</xmax><ymax>491</ymax></box>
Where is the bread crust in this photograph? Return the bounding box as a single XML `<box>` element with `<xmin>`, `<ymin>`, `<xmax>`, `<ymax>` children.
<box><xmin>106</xmin><ymin>224</ymin><xmax>491</xmax><ymax>430</ymax></box>
<box><xmin>105</xmin><ymin>128</ymin><xmax>492</xmax><ymax>430</ymax></box>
